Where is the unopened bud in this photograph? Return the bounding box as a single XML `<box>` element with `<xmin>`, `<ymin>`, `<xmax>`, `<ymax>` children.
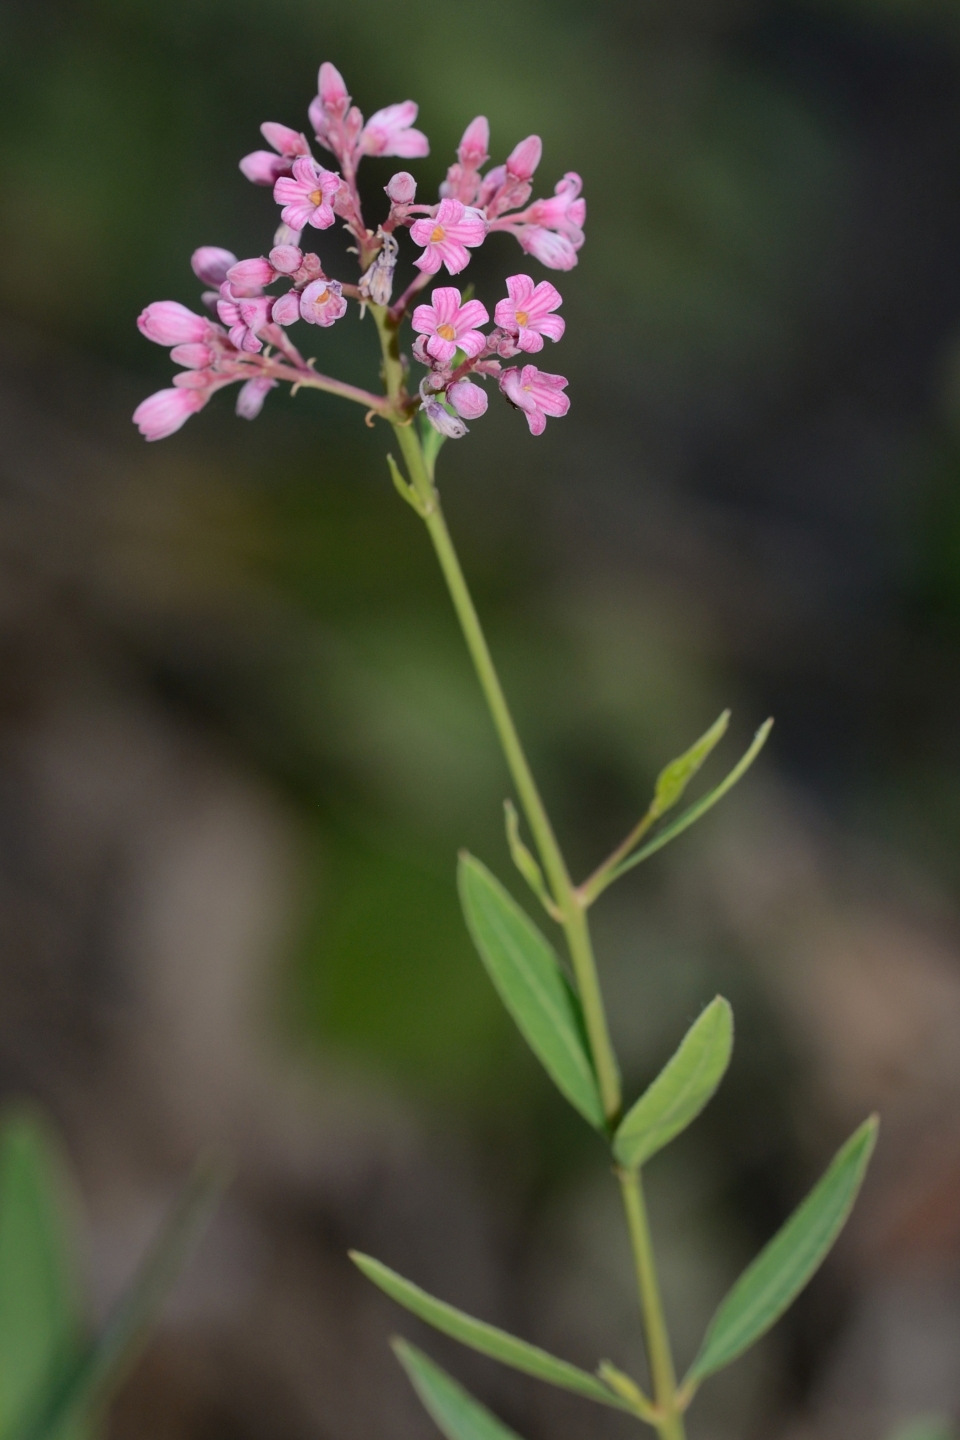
<box><xmin>505</xmin><ymin>134</ymin><xmax>542</xmax><ymax>181</ymax></box>
<box><xmin>191</xmin><ymin>247</ymin><xmax>237</xmax><ymax>287</ymax></box>
<box><xmin>385</xmin><ymin>171</ymin><xmax>417</xmax><ymax>204</ymax></box>
<box><xmin>260</xmin><ymin>121</ymin><xmax>310</xmax><ymax>158</ymax></box>
<box><xmin>227</xmin><ymin>256</ymin><xmax>276</xmax><ymax>289</ymax></box>
<box><xmin>457</xmin><ymin>116</ymin><xmax>490</xmax><ymax>169</ymax></box>
<box><xmin>422</xmin><ymin>398</ymin><xmax>468</xmax><ymax>439</ymax></box>
<box><xmin>268</xmin><ymin>244</ymin><xmax>303</xmax><ymax>275</ymax></box>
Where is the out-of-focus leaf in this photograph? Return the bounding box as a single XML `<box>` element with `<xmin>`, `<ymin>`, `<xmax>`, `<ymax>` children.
<box><xmin>685</xmin><ymin>1116</ymin><xmax>878</xmax><ymax>1386</ymax></box>
<box><xmin>608</xmin><ymin>719</ymin><xmax>774</xmax><ymax>885</ymax></box>
<box><xmin>886</xmin><ymin>1419</ymin><xmax>955</xmax><ymax>1440</ymax></box>
<box><xmin>457</xmin><ymin>854</ymin><xmax>604</xmax><ymax>1129</ymax></box>
<box><xmin>614</xmin><ymin>997</ymin><xmax>733</xmax><ymax>1169</ymax></box>
<box><xmin>392</xmin><ymin>1340</ymin><xmax>524</xmax><ymax>1440</ymax></box>
<box><xmin>651</xmin><ymin>711</ymin><xmax>730</xmax><ymax>818</ymax></box>
<box><xmin>350</xmin><ymin>1252</ymin><xmax>630</xmax><ymax>1411</ymax></box>
<box><xmin>0</xmin><ymin>1111</ymin><xmax>85</xmax><ymax>1440</ymax></box>
<box><xmin>13</xmin><ymin>1158</ymin><xmax>225</xmax><ymax>1440</ymax></box>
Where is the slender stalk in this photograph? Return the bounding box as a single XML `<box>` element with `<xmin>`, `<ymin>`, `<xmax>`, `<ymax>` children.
<box><xmin>619</xmin><ymin>1168</ymin><xmax>686</xmax><ymax>1440</ymax></box>
<box><xmin>371</xmin><ymin>303</ymin><xmax>622</xmax><ymax>1122</ymax></box>
<box><xmin>264</xmin><ymin>359</ymin><xmax>390</xmax><ymax>413</ymax></box>
<box><xmin>578</xmin><ymin>806</ymin><xmax>658</xmax><ymax>906</ymax></box>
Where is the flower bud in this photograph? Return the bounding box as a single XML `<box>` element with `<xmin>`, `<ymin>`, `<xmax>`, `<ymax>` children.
<box><xmin>457</xmin><ymin>116</ymin><xmax>490</xmax><ymax>169</ymax></box>
<box><xmin>318</xmin><ymin>61</ymin><xmax>350</xmax><ymax>116</ymax></box>
<box><xmin>133</xmin><ymin>387</ymin><xmax>207</xmax><ymax>441</ymax></box>
<box><xmin>239</xmin><ymin>150</ymin><xmax>290</xmax><ymax>186</ymax></box>
<box><xmin>269</xmin><ymin>244</ymin><xmax>303</xmax><ymax>274</ymax></box>
<box><xmin>170</xmin><ymin>343</ymin><xmax>215</xmax><ymax>369</ymax></box>
<box><xmin>260</xmin><ymin>121</ymin><xmax>310</xmax><ymax>158</ymax></box>
<box><xmin>270</xmin><ymin>290</ymin><xmax>300</xmax><ymax>326</ymax></box>
<box><xmin>385</xmin><ymin>171</ymin><xmax>417</xmax><ymax>204</ymax></box>
<box><xmin>447</xmin><ymin>379</ymin><xmax>488</xmax><ymax>419</ymax></box>
<box><xmin>422</xmin><ymin>398</ymin><xmax>468</xmax><ymax>439</ymax></box>
<box><xmin>236</xmin><ymin>377</ymin><xmax>277</xmax><ymax>420</ymax></box>
<box><xmin>191</xmin><ymin>247</ymin><xmax>237</xmax><ymax>286</ymax></box>
<box><xmin>505</xmin><ymin>134</ymin><xmax>542</xmax><ymax>181</ymax></box>
<box><xmin>227</xmin><ymin>256</ymin><xmax>276</xmax><ymax>289</ymax></box>
<box><xmin>137</xmin><ymin>301</ymin><xmax>212</xmax><ymax>346</ymax></box>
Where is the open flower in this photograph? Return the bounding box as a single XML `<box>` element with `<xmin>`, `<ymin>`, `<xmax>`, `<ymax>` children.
<box><xmin>240</xmin><ymin>122</ymin><xmax>311</xmax><ymax>186</ymax></box>
<box><xmin>494</xmin><ymin>275</ymin><xmax>564</xmax><ymax>352</ymax></box>
<box><xmin>361</xmin><ymin>101</ymin><xmax>429</xmax><ymax>158</ymax></box>
<box><xmin>299</xmin><ymin>278</ymin><xmax>347</xmax><ymax>326</ymax></box>
<box><xmin>273</xmin><ymin>158</ymin><xmax>341</xmax><ymax>231</ymax></box>
<box><xmin>411</xmin><ymin>287</ymin><xmax>489</xmax><ymax>363</ymax></box>
<box><xmin>500</xmin><ymin>364</ymin><xmax>569</xmax><ymax>435</ymax></box>
<box><xmin>410</xmin><ymin>199</ymin><xmax>487</xmax><ymax>275</ymax></box>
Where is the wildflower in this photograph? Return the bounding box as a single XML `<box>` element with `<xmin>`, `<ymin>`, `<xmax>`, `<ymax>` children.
<box><xmin>216</xmin><ymin>288</ymin><xmax>272</xmax><ymax>352</ymax></box>
<box><xmin>440</xmin><ymin>117</ymin><xmax>490</xmax><ymax>204</ymax></box>
<box><xmin>191</xmin><ymin>248</ymin><xmax>237</xmax><ymax>286</ymax></box>
<box><xmin>240</xmin><ymin>122</ymin><xmax>311</xmax><ymax>186</ymax></box>
<box><xmin>448</xmin><ymin>379</ymin><xmax>488</xmax><ymax>419</ymax></box>
<box><xmin>274</xmin><ymin>158</ymin><xmax>341</xmax><ymax>231</ymax></box>
<box><xmin>410</xmin><ymin>199</ymin><xmax>487</xmax><ymax>275</ymax></box>
<box><xmin>385</xmin><ymin>172</ymin><xmax>417</xmax><ymax>204</ymax></box>
<box><xmin>137</xmin><ymin>302</ymin><xmax>213</xmax><ymax>346</ymax></box>
<box><xmin>269</xmin><ymin>244</ymin><xmax>303</xmax><ymax>275</ymax></box>
<box><xmin>516</xmin><ymin>227</ymin><xmax>580</xmax><ymax>271</ymax></box>
<box><xmin>133</xmin><ymin>386</ymin><xmax>209</xmax><ymax>441</ymax></box>
<box><xmin>412</xmin><ymin>287</ymin><xmax>489</xmax><ymax>363</ymax></box>
<box><xmin>421</xmin><ymin>398</ymin><xmax>468</xmax><ymax>438</ymax></box>
<box><xmin>505</xmin><ymin>135</ymin><xmax>542</xmax><ymax>182</ymax></box>
<box><xmin>500</xmin><ymin>364</ymin><xmax>569</xmax><ymax>435</ymax></box>
<box><xmin>526</xmin><ymin>172</ymin><xmax>585</xmax><ymax>239</ymax></box>
<box><xmin>360</xmin><ymin>102</ymin><xmax>429</xmax><ymax>158</ymax></box>
<box><xmin>169</xmin><ymin>343</ymin><xmax>216</xmax><ymax>369</ymax></box>
<box><xmin>236</xmin><ymin>376</ymin><xmax>278</xmax><ymax>420</ymax></box>
<box><xmin>299</xmin><ymin>278</ymin><xmax>347</xmax><ymax>326</ymax></box>
<box><xmin>227</xmin><ymin>256</ymin><xmax>277</xmax><ymax>289</ymax></box>
<box><xmin>494</xmin><ymin>275</ymin><xmax>564</xmax><ymax>352</ymax></box>
<box><xmin>270</xmin><ymin>290</ymin><xmax>301</xmax><ymax>326</ymax></box>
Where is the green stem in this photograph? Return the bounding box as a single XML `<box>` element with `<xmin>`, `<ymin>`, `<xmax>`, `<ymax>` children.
<box><xmin>619</xmin><ymin>1168</ymin><xmax>685</xmax><ymax>1440</ymax></box>
<box><xmin>371</xmin><ymin>304</ymin><xmax>622</xmax><ymax>1123</ymax></box>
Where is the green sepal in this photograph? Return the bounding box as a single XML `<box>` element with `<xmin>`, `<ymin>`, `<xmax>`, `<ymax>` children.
<box><xmin>457</xmin><ymin>853</ymin><xmax>605</xmax><ymax>1130</ymax></box>
<box><xmin>392</xmin><ymin>1340</ymin><xmax>524</xmax><ymax>1440</ymax></box>
<box><xmin>614</xmin><ymin>998</ymin><xmax>733</xmax><ymax>1170</ymax></box>
<box><xmin>684</xmin><ymin>1115</ymin><xmax>878</xmax><ymax>1387</ymax></box>
<box><xmin>651</xmin><ymin>711</ymin><xmax>730</xmax><ymax>819</ymax></box>
<box><xmin>350</xmin><ymin>1252</ymin><xmax>631</xmax><ymax>1411</ymax></box>
<box><xmin>503</xmin><ymin>801</ymin><xmax>561</xmax><ymax>922</ymax></box>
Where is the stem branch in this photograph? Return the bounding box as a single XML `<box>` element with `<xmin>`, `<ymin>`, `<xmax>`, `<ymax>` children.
<box><xmin>619</xmin><ymin>1168</ymin><xmax>686</xmax><ymax>1440</ymax></box>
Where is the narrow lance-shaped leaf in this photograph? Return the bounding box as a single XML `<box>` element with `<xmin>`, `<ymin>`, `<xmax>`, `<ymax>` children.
<box><xmin>13</xmin><ymin>1156</ymin><xmax>226</xmax><ymax>1440</ymax></box>
<box><xmin>651</xmin><ymin>711</ymin><xmax>730</xmax><ymax>819</ymax></box>
<box><xmin>614</xmin><ymin>998</ymin><xmax>733</xmax><ymax>1170</ymax></box>
<box><xmin>607</xmin><ymin>719</ymin><xmax>774</xmax><ymax>887</ymax></box>
<box><xmin>350</xmin><ymin>1252</ymin><xmax>631</xmax><ymax>1412</ymax></box>
<box><xmin>392</xmin><ymin>1340</ymin><xmax>525</xmax><ymax>1440</ymax></box>
<box><xmin>457</xmin><ymin>854</ymin><xmax>605</xmax><ymax>1130</ymax></box>
<box><xmin>503</xmin><ymin>801</ymin><xmax>561</xmax><ymax>921</ymax></box>
<box><xmin>684</xmin><ymin>1116</ymin><xmax>878</xmax><ymax>1387</ymax></box>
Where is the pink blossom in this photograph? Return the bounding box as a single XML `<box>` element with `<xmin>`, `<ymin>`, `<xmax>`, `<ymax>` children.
<box><xmin>138</xmin><ymin>301</ymin><xmax>212</xmax><ymax>346</ymax></box>
<box><xmin>269</xmin><ymin>244</ymin><xmax>303</xmax><ymax>275</ymax></box>
<box><xmin>448</xmin><ymin>379</ymin><xmax>488</xmax><ymax>419</ymax></box>
<box><xmin>236</xmin><ymin>377</ymin><xmax>277</xmax><ymax>420</ymax></box>
<box><xmin>309</xmin><ymin>64</ymin><xmax>362</xmax><ymax>162</ymax></box>
<box><xmin>516</xmin><ymin>226</ymin><xmax>580</xmax><ymax>271</ymax></box>
<box><xmin>260</xmin><ymin>122</ymin><xmax>310</xmax><ymax>158</ymax></box>
<box><xmin>170</xmin><ymin>343</ymin><xmax>215</xmax><ymax>368</ymax></box>
<box><xmin>458</xmin><ymin>116</ymin><xmax>490</xmax><ymax>170</ymax></box>
<box><xmin>227</xmin><ymin>256</ymin><xmax>277</xmax><ymax>289</ymax></box>
<box><xmin>217</xmin><ymin>289</ymin><xmax>272</xmax><ymax>352</ymax></box>
<box><xmin>494</xmin><ymin>274</ymin><xmax>564</xmax><ymax>352</ymax></box>
<box><xmin>500</xmin><ymin>364</ymin><xmax>569</xmax><ymax>436</ymax></box>
<box><xmin>360</xmin><ymin>101</ymin><xmax>429</xmax><ymax>158</ymax></box>
<box><xmin>412</xmin><ymin>287</ymin><xmax>489</xmax><ymax>363</ymax></box>
<box><xmin>527</xmin><ymin>172</ymin><xmax>585</xmax><ymax>240</ymax></box>
<box><xmin>274</xmin><ymin>158</ymin><xmax>340</xmax><ymax>231</ymax></box>
<box><xmin>506</xmin><ymin>135</ymin><xmax>542</xmax><ymax>181</ymax></box>
<box><xmin>385</xmin><ymin>171</ymin><xmax>416</xmax><ymax>204</ymax></box>
<box><xmin>133</xmin><ymin>386</ymin><xmax>207</xmax><ymax>441</ymax></box>
<box><xmin>271</xmin><ymin>291</ymin><xmax>301</xmax><ymax>326</ymax></box>
<box><xmin>191</xmin><ymin>247</ymin><xmax>236</xmax><ymax>286</ymax></box>
<box><xmin>317</xmin><ymin>62</ymin><xmax>350</xmax><ymax>119</ymax></box>
<box><xmin>299</xmin><ymin>278</ymin><xmax>347</xmax><ymax>327</ymax></box>
<box><xmin>421</xmin><ymin>398</ymin><xmax>468</xmax><ymax>439</ymax></box>
<box><xmin>172</xmin><ymin>368</ymin><xmax>215</xmax><ymax>389</ymax></box>
<box><xmin>410</xmin><ymin>199</ymin><xmax>487</xmax><ymax>276</ymax></box>
<box><xmin>240</xmin><ymin>121</ymin><xmax>310</xmax><ymax>186</ymax></box>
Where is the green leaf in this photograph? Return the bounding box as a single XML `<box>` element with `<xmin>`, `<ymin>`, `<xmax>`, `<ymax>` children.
<box><xmin>614</xmin><ymin>997</ymin><xmax>733</xmax><ymax>1169</ymax></box>
<box><xmin>386</xmin><ymin>454</ymin><xmax>427</xmax><ymax>517</ymax></box>
<box><xmin>12</xmin><ymin>1157</ymin><xmax>226</xmax><ymax>1440</ymax></box>
<box><xmin>0</xmin><ymin>1111</ymin><xmax>85</xmax><ymax>1440</ymax></box>
<box><xmin>457</xmin><ymin>854</ymin><xmax>605</xmax><ymax>1130</ymax></box>
<box><xmin>503</xmin><ymin>802</ymin><xmax>561</xmax><ymax>921</ymax></box>
<box><xmin>651</xmin><ymin>712</ymin><xmax>730</xmax><ymax>819</ymax></box>
<box><xmin>350</xmin><ymin>1252</ymin><xmax>629</xmax><ymax>1411</ymax></box>
<box><xmin>609</xmin><ymin>719</ymin><xmax>773</xmax><ymax>884</ymax></box>
<box><xmin>392</xmin><ymin>1340</ymin><xmax>524</xmax><ymax>1440</ymax></box>
<box><xmin>684</xmin><ymin>1116</ymin><xmax>878</xmax><ymax>1386</ymax></box>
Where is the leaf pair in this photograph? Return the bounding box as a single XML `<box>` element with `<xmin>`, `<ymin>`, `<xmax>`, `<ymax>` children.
<box><xmin>0</xmin><ymin>1111</ymin><xmax>224</xmax><ymax>1440</ymax></box>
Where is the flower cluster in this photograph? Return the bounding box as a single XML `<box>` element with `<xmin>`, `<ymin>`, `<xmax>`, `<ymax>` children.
<box><xmin>134</xmin><ymin>62</ymin><xmax>584</xmax><ymax>443</ymax></box>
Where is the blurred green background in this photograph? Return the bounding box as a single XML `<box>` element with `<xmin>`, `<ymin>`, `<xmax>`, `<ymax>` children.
<box><xmin>2</xmin><ymin>3</ymin><xmax>960</xmax><ymax>1440</ymax></box>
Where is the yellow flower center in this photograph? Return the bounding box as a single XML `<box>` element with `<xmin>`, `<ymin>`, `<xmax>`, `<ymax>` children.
<box><xmin>309</xmin><ymin>189</ymin><xmax>324</xmax><ymax>206</ymax></box>
<box><xmin>313</xmin><ymin>288</ymin><xmax>330</xmax><ymax>306</ymax></box>
<box><xmin>430</xmin><ymin>225</ymin><xmax>446</xmax><ymax>243</ymax></box>
<box><xmin>437</xmin><ymin>323</ymin><xmax>457</xmax><ymax>341</ymax></box>
<box><xmin>515</xmin><ymin>310</ymin><xmax>529</xmax><ymax>326</ymax></box>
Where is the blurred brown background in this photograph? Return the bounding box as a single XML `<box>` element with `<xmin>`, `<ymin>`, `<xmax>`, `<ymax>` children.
<box><xmin>2</xmin><ymin>1</ymin><xmax>960</xmax><ymax>1438</ymax></box>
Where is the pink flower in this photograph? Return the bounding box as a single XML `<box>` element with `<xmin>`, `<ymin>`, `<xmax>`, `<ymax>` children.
<box><xmin>527</xmin><ymin>172</ymin><xmax>586</xmax><ymax>240</ymax></box>
<box><xmin>299</xmin><ymin>278</ymin><xmax>347</xmax><ymax>327</ymax></box>
<box><xmin>217</xmin><ymin>287</ymin><xmax>271</xmax><ymax>352</ymax></box>
<box><xmin>500</xmin><ymin>365</ymin><xmax>570</xmax><ymax>436</ymax></box>
<box><xmin>236</xmin><ymin>377</ymin><xmax>277</xmax><ymax>420</ymax></box>
<box><xmin>138</xmin><ymin>301</ymin><xmax>212</xmax><ymax>346</ymax></box>
<box><xmin>440</xmin><ymin>117</ymin><xmax>490</xmax><ymax>204</ymax></box>
<box><xmin>309</xmin><ymin>64</ymin><xmax>363</xmax><ymax>162</ymax></box>
<box><xmin>517</xmin><ymin>227</ymin><xmax>580</xmax><ymax>271</ymax></box>
<box><xmin>271</xmin><ymin>290</ymin><xmax>301</xmax><ymax>326</ymax></box>
<box><xmin>411</xmin><ymin>287</ymin><xmax>489</xmax><ymax>363</ymax></box>
<box><xmin>269</xmin><ymin>244</ymin><xmax>303</xmax><ymax>275</ymax></box>
<box><xmin>494</xmin><ymin>274</ymin><xmax>564</xmax><ymax>352</ymax></box>
<box><xmin>227</xmin><ymin>256</ymin><xmax>277</xmax><ymax>289</ymax></box>
<box><xmin>274</xmin><ymin>158</ymin><xmax>340</xmax><ymax>231</ymax></box>
<box><xmin>360</xmin><ymin>101</ymin><xmax>429</xmax><ymax>158</ymax></box>
<box><xmin>133</xmin><ymin>386</ymin><xmax>207</xmax><ymax>441</ymax></box>
<box><xmin>410</xmin><ymin>199</ymin><xmax>487</xmax><ymax>275</ymax></box>
<box><xmin>317</xmin><ymin>62</ymin><xmax>350</xmax><ymax>119</ymax></box>
<box><xmin>421</xmin><ymin>398</ymin><xmax>468</xmax><ymax>438</ymax></box>
<box><xmin>385</xmin><ymin>171</ymin><xmax>416</xmax><ymax>204</ymax></box>
<box><xmin>170</xmin><ymin>342</ymin><xmax>215</xmax><ymax>368</ymax></box>
<box><xmin>448</xmin><ymin>379</ymin><xmax>488</xmax><ymax>419</ymax></box>
<box><xmin>240</xmin><ymin>121</ymin><xmax>310</xmax><ymax>186</ymax></box>
<box><xmin>506</xmin><ymin>134</ymin><xmax>542</xmax><ymax>182</ymax></box>
<box><xmin>191</xmin><ymin>247</ymin><xmax>236</xmax><ymax>286</ymax></box>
